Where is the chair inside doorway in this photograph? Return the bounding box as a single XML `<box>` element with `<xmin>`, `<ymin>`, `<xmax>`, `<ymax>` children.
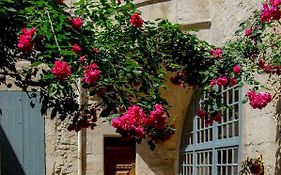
<box><xmin>104</xmin><ymin>137</ymin><xmax>136</xmax><ymax>175</ymax></box>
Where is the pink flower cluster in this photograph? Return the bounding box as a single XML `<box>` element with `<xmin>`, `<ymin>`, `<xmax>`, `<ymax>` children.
<box><xmin>70</xmin><ymin>17</ymin><xmax>83</xmax><ymax>30</ymax></box>
<box><xmin>112</xmin><ymin>104</ymin><xmax>171</xmax><ymax>140</ymax></box>
<box><xmin>210</xmin><ymin>76</ymin><xmax>238</xmax><ymax>87</ymax></box>
<box><xmin>211</xmin><ymin>48</ymin><xmax>223</xmax><ymax>58</ymax></box>
<box><xmin>130</xmin><ymin>12</ymin><xmax>144</xmax><ymax>28</ymax></box>
<box><xmin>247</xmin><ymin>90</ymin><xmax>272</xmax><ymax>109</ymax></box>
<box><xmin>210</xmin><ymin>65</ymin><xmax>241</xmax><ymax>87</ymax></box>
<box><xmin>72</xmin><ymin>43</ymin><xmax>82</xmax><ymax>53</ymax></box>
<box><xmin>112</xmin><ymin>105</ymin><xmax>146</xmax><ymax>138</ymax></box>
<box><xmin>210</xmin><ymin>76</ymin><xmax>228</xmax><ymax>86</ymax></box>
<box><xmin>244</xmin><ymin>28</ymin><xmax>252</xmax><ymax>37</ymax></box>
<box><xmin>79</xmin><ymin>56</ymin><xmax>85</xmax><ymax>62</ymax></box>
<box><xmin>52</xmin><ymin>60</ymin><xmax>71</xmax><ymax>80</ymax></box>
<box><xmin>258</xmin><ymin>59</ymin><xmax>281</xmax><ymax>75</ymax></box>
<box><xmin>196</xmin><ymin>109</ymin><xmax>222</xmax><ymax>126</ymax></box>
<box><xmin>144</xmin><ymin>104</ymin><xmax>167</xmax><ymax>130</ymax></box>
<box><xmin>233</xmin><ymin>65</ymin><xmax>241</xmax><ymax>74</ymax></box>
<box><xmin>83</xmin><ymin>63</ymin><xmax>101</xmax><ymax>85</ymax></box>
<box><xmin>271</xmin><ymin>0</ymin><xmax>281</xmax><ymax>6</ymax></box>
<box><xmin>261</xmin><ymin>1</ymin><xmax>281</xmax><ymax>22</ymax></box>
<box><xmin>17</xmin><ymin>28</ymin><xmax>36</xmax><ymax>52</ymax></box>
<box><xmin>92</xmin><ymin>47</ymin><xmax>99</xmax><ymax>53</ymax></box>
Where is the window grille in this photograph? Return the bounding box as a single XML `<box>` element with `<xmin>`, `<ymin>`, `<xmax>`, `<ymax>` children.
<box><xmin>179</xmin><ymin>85</ymin><xmax>242</xmax><ymax>175</ymax></box>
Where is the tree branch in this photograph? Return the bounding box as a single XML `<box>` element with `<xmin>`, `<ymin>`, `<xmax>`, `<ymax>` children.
<box><xmin>46</xmin><ymin>8</ymin><xmax>61</xmax><ymax>52</ymax></box>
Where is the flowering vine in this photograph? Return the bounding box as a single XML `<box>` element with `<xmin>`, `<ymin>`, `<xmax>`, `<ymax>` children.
<box><xmin>0</xmin><ymin>0</ymin><xmax>280</xmax><ymax>149</ymax></box>
<box><xmin>52</xmin><ymin>60</ymin><xmax>71</xmax><ymax>80</ymax></box>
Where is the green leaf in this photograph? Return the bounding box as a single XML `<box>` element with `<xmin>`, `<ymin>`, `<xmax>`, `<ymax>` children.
<box><xmin>31</xmin><ymin>61</ymin><xmax>43</xmax><ymax>67</ymax></box>
<box><xmin>42</xmin><ymin>74</ymin><xmax>54</xmax><ymax>80</ymax></box>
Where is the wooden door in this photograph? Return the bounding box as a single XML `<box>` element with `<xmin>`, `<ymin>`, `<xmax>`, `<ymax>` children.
<box><xmin>104</xmin><ymin>137</ymin><xmax>135</xmax><ymax>175</ymax></box>
<box><xmin>0</xmin><ymin>91</ymin><xmax>45</xmax><ymax>175</ymax></box>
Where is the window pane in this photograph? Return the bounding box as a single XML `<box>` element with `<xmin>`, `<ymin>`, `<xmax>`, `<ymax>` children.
<box><xmin>234</xmin><ymin>121</ymin><xmax>239</xmax><ymax>136</ymax></box>
<box><xmin>179</xmin><ymin>86</ymin><xmax>241</xmax><ymax>175</ymax></box>
<box><xmin>228</xmin><ymin>89</ymin><xmax>233</xmax><ymax>104</ymax></box>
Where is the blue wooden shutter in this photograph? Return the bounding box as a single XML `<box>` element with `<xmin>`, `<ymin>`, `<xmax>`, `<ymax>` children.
<box><xmin>0</xmin><ymin>91</ymin><xmax>45</xmax><ymax>175</ymax></box>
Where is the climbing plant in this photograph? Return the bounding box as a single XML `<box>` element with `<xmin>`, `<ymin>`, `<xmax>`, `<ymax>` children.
<box><xmin>0</xmin><ymin>0</ymin><xmax>280</xmax><ymax>149</ymax></box>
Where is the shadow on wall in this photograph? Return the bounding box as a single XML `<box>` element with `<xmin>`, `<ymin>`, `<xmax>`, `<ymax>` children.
<box><xmin>136</xmin><ymin>100</ymin><xmax>194</xmax><ymax>175</ymax></box>
<box><xmin>136</xmin><ymin>137</ymin><xmax>176</xmax><ymax>175</ymax></box>
<box><xmin>0</xmin><ymin>124</ymin><xmax>26</xmax><ymax>175</ymax></box>
<box><xmin>275</xmin><ymin>98</ymin><xmax>281</xmax><ymax>175</ymax></box>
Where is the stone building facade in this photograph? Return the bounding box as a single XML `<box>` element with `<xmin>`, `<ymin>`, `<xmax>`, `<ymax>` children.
<box><xmin>44</xmin><ymin>1</ymin><xmax>280</xmax><ymax>175</ymax></box>
<box><xmin>1</xmin><ymin>0</ymin><xmax>280</xmax><ymax>175</ymax></box>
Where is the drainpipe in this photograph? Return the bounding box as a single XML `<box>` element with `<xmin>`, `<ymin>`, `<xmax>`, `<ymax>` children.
<box><xmin>78</xmin><ymin>80</ymin><xmax>87</xmax><ymax>175</ymax></box>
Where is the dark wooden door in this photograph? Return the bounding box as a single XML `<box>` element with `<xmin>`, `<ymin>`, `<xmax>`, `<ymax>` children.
<box><xmin>104</xmin><ymin>137</ymin><xmax>135</xmax><ymax>175</ymax></box>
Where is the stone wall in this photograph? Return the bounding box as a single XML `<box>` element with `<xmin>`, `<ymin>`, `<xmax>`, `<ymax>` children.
<box><xmin>45</xmin><ymin>118</ymin><xmax>78</xmax><ymax>175</ymax></box>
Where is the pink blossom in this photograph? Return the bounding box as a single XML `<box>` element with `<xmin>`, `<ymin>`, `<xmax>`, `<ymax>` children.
<box><xmin>247</xmin><ymin>90</ymin><xmax>272</xmax><ymax>109</ymax></box>
<box><xmin>205</xmin><ymin>120</ymin><xmax>214</xmax><ymax>127</ymax></box>
<box><xmin>233</xmin><ymin>65</ymin><xmax>241</xmax><ymax>74</ymax></box>
<box><xmin>196</xmin><ymin>108</ymin><xmax>207</xmax><ymax>119</ymax></box>
<box><xmin>261</xmin><ymin>2</ymin><xmax>281</xmax><ymax>22</ymax></box>
<box><xmin>271</xmin><ymin>6</ymin><xmax>281</xmax><ymax>20</ymax></box>
<box><xmin>264</xmin><ymin>65</ymin><xmax>272</xmax><ymax>73</ymax></box>
<box><xmin>52</xmin><ymin>60</ymin><xmax>71</xmax><ymax>80</ymax></box>
<box><xmin>229</xmin><ymin>77</ymin><xmax>237</xmax><ymax>86</ymax></box>
<box><xmin>21</xmin><ymin>28</ymin><xmax>36</xmax><ymax>36</ymax></box>
<box><xmin>144</xmin><ymin>104</ymin><xmax>167</xmax><ymax>130</ymax></box>
<box><xmin>83</xmin><ymin>63</ymin><xmax>101</xmax><ymax>85</ymax></box>
<box><xmin>135</xmin><ymin>127</ymin><xmax>145</xmax><ymax>138</ymax></box>
<box><xmin>258</xmin><ymin>59</ymin><xmax>265</xmax><ymax>68</ymax></box>
<box><xmin>112</xmin><ymin>105</ymin><xmax>147</xmax><ymax>139</ymax></box>
<box><xmin>261</xmin><ymin>3</ymin><xmax>273</xmax><ymax>22</ymax></box>
<box><xmin>88</xmin><ymin>63</ymin><xmax>97</xmax><ymax>70</ymax></box>
<box><xmin>271</xmin><ymin>0</ymin><xmax>281</xmax><ymax>6</ymax></box>
<box><xmin>244</xmin><ymin>28</ymin><xmax>252</xmax><ymax>37</ymax></box>
<box><xmin>130</xmin><ymin>12</ymin><xmax>144</xmax><ymax>28</ymax></box>
<box><xmin>79</xmin><ymin>56</ymin><xmax>85</xmax><ymax>62</ymax></box>
<box><xmin>92</xmin><ymin>48</ymin><xmax>99</xmax><ymax>53</ymax></box>
<box><xmin>70</xmin><ymin>17</ymin><xmax>83</xmax><ymax>30</ymax></box>
<box><xmin>217</xmin><ymin>76</ymin><xmax>228</xmax><ymax>86</ymax></box>
<box><xmin>210</xmin><ymin>79</ymin><xmax>217</xmax><ymax>86</ymax></box>
<box><xmin>72</xmin><ymin>43</ymin><xmax>82</xmax><ymax>53</ymax></box>
<box><xmin>211</xmin><ymin>48</ymin><xmax>223</xmax><ymax>58</ymax></box>
<box><xmin>17</xmin><ymin>28</ymin><xmax>36</xmax><ymax>52</ymax></box>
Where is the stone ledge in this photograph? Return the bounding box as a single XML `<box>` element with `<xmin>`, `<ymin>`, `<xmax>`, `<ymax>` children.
<box><xmin>180</xmin><ymin>19</ymin><xmax>212</xmax><ymax>31</ymax></box>
<box><xmin>135</xmin><ymin>0</ymin><xmax>171</xmax><ymax>7</ymax></box>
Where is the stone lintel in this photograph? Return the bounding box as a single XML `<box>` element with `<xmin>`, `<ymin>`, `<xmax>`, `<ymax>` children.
<box><xmin>180</xmin><ymin>19</ymin><xmax>212</xmax><ymax>31</ymax></box>
<box><xmin>135</xmin><ymin>0</ymin><xmax>171</xmax><ymax>7</ymax></box>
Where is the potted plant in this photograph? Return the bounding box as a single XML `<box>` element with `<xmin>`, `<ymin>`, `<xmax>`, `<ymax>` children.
<box><xmin>241</xmin><ymin>156</ymin><xmax>264</xmax><ymax>175</ymax></box>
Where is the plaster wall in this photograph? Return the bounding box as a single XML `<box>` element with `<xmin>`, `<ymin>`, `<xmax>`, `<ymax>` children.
<box><xmin>136</xmin><ymin>0</ymin><xmax>280</xmax><ymax>175</ymax></box>
<box><xmin>195</xmin><ymin>1</ymin><xmax>279</xmax><ymax>175</ymax></box>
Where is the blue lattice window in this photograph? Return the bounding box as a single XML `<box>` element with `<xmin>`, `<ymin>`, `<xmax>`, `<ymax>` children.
<box><xmin>179</xmin><ymin>85</ymin><xmax>242</xmax><ymax>175</ymax></box>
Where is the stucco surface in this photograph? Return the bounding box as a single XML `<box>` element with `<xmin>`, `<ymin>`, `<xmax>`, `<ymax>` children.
<box><xmin>137</xmin><ymin>0</ymin><xmax>280</xmax><ymax>175</ymax></box>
